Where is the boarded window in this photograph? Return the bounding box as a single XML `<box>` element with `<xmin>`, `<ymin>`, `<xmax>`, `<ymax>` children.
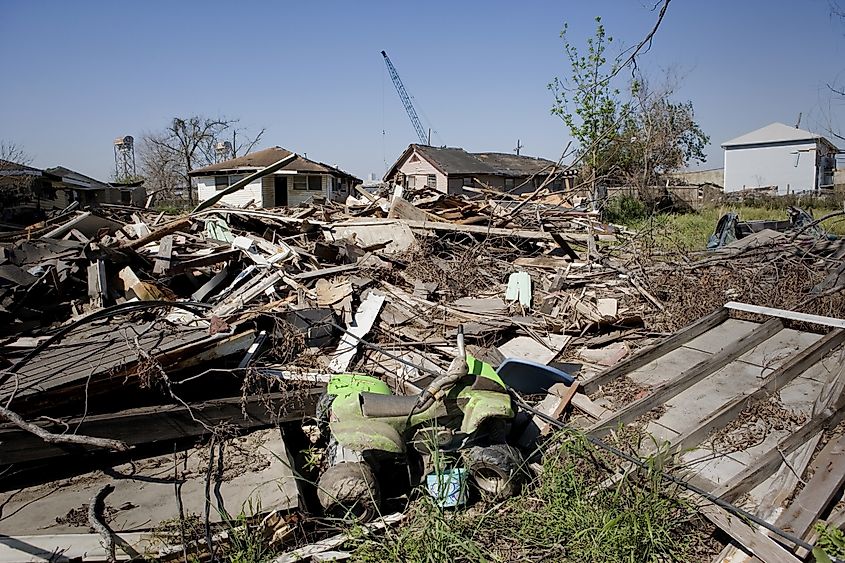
<box><xmin>504</xmin><ymin>178</ymin><xmax>515</xmax><ymax>190</ymax></box>
<box><xmin>293</xmin><ymin>176</ymin><xmax>307</xmax><ymax>190</ymax></box>
<box><xmin>427</xmin><ymin>174</ymin><xmax>436</xmax><ymax>188</ymax></box>
<box><xmin>408</xmin><ymin>176</ymin><xmax>416</xmax><ymax>188</ymax></box>
<box><xmin>214</xmin><ymin>176</ymin><xmax>228</xmax><ymax>191</ymax></box>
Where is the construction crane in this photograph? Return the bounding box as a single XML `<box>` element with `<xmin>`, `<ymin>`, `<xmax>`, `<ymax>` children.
<box><xmin>381</xmin><ymin>50</ymin><xmax>429</xmax><ymax>145</ymax></box>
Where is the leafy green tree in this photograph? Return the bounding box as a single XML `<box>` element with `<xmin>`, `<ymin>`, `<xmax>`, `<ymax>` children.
<box><xmin>550</xmin><ymin>17</ymin><xmax>629</xmax><ymax>200</ymax></box>
<box><xmin>550</xmin><ymin>14</ymin><xmax>708</xmax><ymax>199</ymax></box>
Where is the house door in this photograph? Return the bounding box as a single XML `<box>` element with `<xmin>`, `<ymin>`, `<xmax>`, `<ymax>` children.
<box><xmin>274</xmin><ymin>176</ymin><xmax>288</xmax><ymax>207</ymax></box>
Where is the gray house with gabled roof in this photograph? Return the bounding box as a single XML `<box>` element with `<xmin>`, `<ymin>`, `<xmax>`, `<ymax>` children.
<box><xmin>384</xmin><ymin>144</ymin><xmax>575</xmax><ymax>195</ymax></box>
<box><xmin>722</xmin><ymin>122</ymin><xmax>839</xmax><ymax>195</ymax></box>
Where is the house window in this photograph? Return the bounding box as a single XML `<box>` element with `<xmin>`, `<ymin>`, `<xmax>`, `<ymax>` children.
<box><xmin>408</xmin><ymin>176</ymin><xmax>416</xmax><ymax>188</ymax></box>
<box><xmin>293</xmin><ymin>175</ymin><xmax>323</xmax><ymax>191</ymax></box>
<box><xmin>504</xmin><ymin>178</ymin><xmax>515</xmax><ymax>190</ymax></box>
<box><xmin>214</xmin><ymin>176</ymin><xmax>228</xmax><ymax>191</ymax></box>
<box><xmin>462</xmin><ymin>177</ymin><xmax>473</xmax><ymax>187</ymax></box>
<box><xmin>427</xmin><ymin>174</ymin><xmax>436</xmax><ymax>188</ymax></box>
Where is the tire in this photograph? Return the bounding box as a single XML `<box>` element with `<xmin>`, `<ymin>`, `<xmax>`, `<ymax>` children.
<box><xmin>317</xmin><ymin>461</ymin><xmax>380</xmax><ymax>522</ymax></box>
<box><xmin>463</xmin><ymin>444</ymin><xmax>524</xmax><ymax>499</ymax></box>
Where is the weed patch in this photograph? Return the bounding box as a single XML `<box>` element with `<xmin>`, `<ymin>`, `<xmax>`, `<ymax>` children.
<box><xmin>351</xmin><ymin>431</ymin><xmax>710</xmax><ymax>562</ymax></box>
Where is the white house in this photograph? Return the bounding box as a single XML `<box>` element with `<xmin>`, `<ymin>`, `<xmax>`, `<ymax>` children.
<box><xmin>190</xmin><ymin>146</ymin><xmax>360</xmax><ymax>208</ymax></box>
<box><xmin>722</xmin><ymin>122</ymin><xmax>838</xmax><ymax>195</ymax></box>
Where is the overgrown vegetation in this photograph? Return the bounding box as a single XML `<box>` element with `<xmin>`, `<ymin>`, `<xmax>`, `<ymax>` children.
<box><xmin>814</xmin><ymin>522</ymin><xmax>845</xmax><ymax>563</ymax></box>
<box><xmin>614</xmin><ymin>201</ymin><xmax>845</xmax><ymax>252</ymax></box>
<box><xmin>352</xmin><ymin>430</ymin><xmax>709</xmax><ymax>562</ymax></box>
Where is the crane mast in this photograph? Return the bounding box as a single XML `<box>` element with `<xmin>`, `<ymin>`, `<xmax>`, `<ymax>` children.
<box><xmin>381</xmin><ymin>50</ymin><xmax>429</xmax><ymax>145</ymax></box>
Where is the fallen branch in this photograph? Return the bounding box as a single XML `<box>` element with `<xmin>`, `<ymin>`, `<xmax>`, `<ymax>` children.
<box><xmin>88</xmin><ymin>484</ymin><xmax>117</xmax><ymax>563</ymax></box>
<box><xmin>0</xmin><ymin>405</ymin><xmax>130</xmax><ymax>452</ymax></box>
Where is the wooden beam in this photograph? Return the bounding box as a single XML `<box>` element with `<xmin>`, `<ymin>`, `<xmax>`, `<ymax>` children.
<box><xmin>588</xmin><ymin>318</ymin><xmax>784</xmax><ymax>437</ymax></box>
<box><xmin>170</xmin><ymin>248</ymin><xmax>240</xmax><ymax>274</ymax></box>
<box><xmin>518</xmin><ymin>382</ymin><xmax>579</xmax><ymax>447</ymax></box>
<box><xmin>291</xmin><ymin>263</ymin><xmax>359</xmax><ymax>281</ymax></box>
<box><xmin>670</xmin><ymin>328</ymin><xmax>845</xmax><ymax>453</ymax></box>
<box><xmin>724</xmin><ymin>301</ymin><xmax>845</xmax><ymax>329</ymax></box>
<box><xmin>581</xmin><ymin>307</ymin><xmax>730</xmax><ymax>395</ymax></box>
<box><xmin>774</xmin><ymin>434</ymin><xmax>845</xmax><ymax>549</ymax></box>
<box><xmin>123</xmin><ymin>216</ymin><xmax>191</xmax><ymax>250</ymax></box>
<box><xmin>696</xmin><ymin>503</ymin><xmax>803</xmax><ymax>563</ymax></box>
<box><xmin>387</xmin><ymin>196</ymin><xmax>430</xmax><ymax>221</ymax></box>
<box><xmin>387</xmin><ymin>218</ymin><xmax>611</xmax><ymax>242</ymax></box>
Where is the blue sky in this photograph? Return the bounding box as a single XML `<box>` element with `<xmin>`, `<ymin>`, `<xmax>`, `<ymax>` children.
<box><xmin>2</xmin><ymin>0</ymin><xmax>844</xmax><ymax>181</ymax></box>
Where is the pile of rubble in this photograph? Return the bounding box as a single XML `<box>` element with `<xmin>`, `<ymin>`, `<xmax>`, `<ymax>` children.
<box><xmin>2</xmin><ymin>180</ymin><xmax>845</xmax><ymax>562</ymax></box>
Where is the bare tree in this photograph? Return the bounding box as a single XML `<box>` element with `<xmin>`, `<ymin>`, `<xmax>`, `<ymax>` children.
<box><xmin>616</xmin><ymin>72</ymin><xmax>709</xmax><ymax>189</ymax></box>
<box><xmin>142</xmin><ymin>116</ymin><xmax>234</xmax><ymax>205</ymax></box>
<box><xmin>138</xmin><ymin>134</ymin><xmax>184</xmax><ymax>203</ymax></box>
<box><xmin>139</xmin><ymin>117</ymin><xmax>265</xmax><ymax>205</ymax></box>
<box><xmin>0</xmin><ymin>142</ymin><xmax>40</xmax><ymax>209</ymax></box>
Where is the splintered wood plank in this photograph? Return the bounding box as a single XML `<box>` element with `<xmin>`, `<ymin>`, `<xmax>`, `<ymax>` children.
<box><xmin>518</xmin><ymin>382</ymin><xmax>579</xmax><ymax>447</ymax></box>
<box><xmin>697</xmin><ymin>503</ymin><xmax>802</xmax><ymax>563</ymax></box>
<box><xmin>327</xmin><ymin>292</ymin><xmax>385</xmax><ymax>373</ymax></box>
<box><xmin>670</xmin><ymin>329</ymin><xmax>845</xmax><ymax>453</ymax></box>
<box><xmin>588</xmin><ymin>318</ymin><xmax>785</xmax><ymax>438</ymax></box>
<box><xmin>775</xmin><ymin>434</ymin><xmax>845</xmax><ymax>547</ymax></box>
<box><xmin>581</xmin><ymin>307</ymin><xmax>730</xmax><ymax>394</ymax></box>
<box><xmin>725</xmin><ymin>301</ymin><xmax>845</xmax><ymax>329</ymax></box>
<box><xmin>152</xmin><ymin>234</ymin><xmax>174</xmax><ymax>275</ymax></box>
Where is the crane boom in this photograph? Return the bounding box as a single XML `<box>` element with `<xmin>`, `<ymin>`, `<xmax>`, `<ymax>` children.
<box><xmin>381</xmin><ymin>50</ymin><xmax>429</xmax><ymax>145</ymax></box>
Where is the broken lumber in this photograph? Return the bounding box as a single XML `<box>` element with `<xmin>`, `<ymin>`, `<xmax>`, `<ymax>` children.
<box><xmin>123</xmin><ymin>216</ymin><xmax>191</xmax><ymax>250</ymax></box>
<box><xmin>327</xmin><ymin>292</ymin><xmax>385</xmax><ymax>372</ymax></box>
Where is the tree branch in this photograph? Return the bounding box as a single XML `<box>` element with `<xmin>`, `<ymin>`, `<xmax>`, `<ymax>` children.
<box><xmin>0</xmin><ymin>405</ymin><xmax>130</xmax><ymax>452</ymax></box>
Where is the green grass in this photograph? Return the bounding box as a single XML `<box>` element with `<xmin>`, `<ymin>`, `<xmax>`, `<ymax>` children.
<box><xmin>622</xmin><ymin>205</ymin><xmax>845</xmax><ymax>252</ymax></box>
<box><xmin>351</xmin><ymin>431</ymin><xmax>707</xmax><ymax>563</ymax></box>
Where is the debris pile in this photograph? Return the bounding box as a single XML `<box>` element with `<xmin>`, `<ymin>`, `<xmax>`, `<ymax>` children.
<box><xmin>2</xmin><ymin>186</ymin><xmax>845</xmax><ymax>561</ymax></box>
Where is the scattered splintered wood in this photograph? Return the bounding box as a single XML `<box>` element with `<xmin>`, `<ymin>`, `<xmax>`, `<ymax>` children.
<box><xmin>272</xmin><ymin>513</ymin><xmax>404</xmax><ymax>563</ymax></box>
<box><xmin>0</xmin><ymin>404</ymin><xmax>130</xmax><ymax>454</ymax></box>
<box><xmin>774</xmin><ymin>433</ymin><xmax>845</xmax><ymax>548</ymax></box>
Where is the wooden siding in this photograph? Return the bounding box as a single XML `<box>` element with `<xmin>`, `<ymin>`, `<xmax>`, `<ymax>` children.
<box><xmin>397</xmin><ymin>150</ymin><xmax>448</xmax><ymax>193</ymax></box>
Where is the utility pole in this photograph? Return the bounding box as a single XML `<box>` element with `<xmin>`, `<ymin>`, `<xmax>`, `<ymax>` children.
<box><xmin>514</xmin><ymin>139</ymin><xmax>524</xmax><ymax>156</ymax></box>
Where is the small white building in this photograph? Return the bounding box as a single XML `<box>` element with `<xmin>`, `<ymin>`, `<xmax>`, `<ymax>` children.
<box><xmin>190</xmin><ymin>146</ymin><xmax>360</xmax><ymax>208</ymax></box>
<box><xmin>722</xmin><ymin>122</ymin><xmax>838</xmax><ymax>195</ymax></box>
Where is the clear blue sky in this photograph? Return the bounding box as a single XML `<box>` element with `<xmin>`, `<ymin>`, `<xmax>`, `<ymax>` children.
<box><xmin>2</xmin><ymin>0</ymin><xmax>844</xmax><ymax>182</ymax></box>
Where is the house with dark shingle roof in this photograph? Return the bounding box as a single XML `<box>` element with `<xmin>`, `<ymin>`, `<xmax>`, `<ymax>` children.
<box><xmin>189</xmin><ymin>146</ymin><xmax>361</xmax><ymax>208</ymax></box>
<box><xmin>384</xmin><ymin>144</ymin><xmax>575</xmax><ymax>195</ymax></box>
<box><xmin>46</xmin><ymin>166</ymin><xmax>147</xmax><ymax>208</ymax></box>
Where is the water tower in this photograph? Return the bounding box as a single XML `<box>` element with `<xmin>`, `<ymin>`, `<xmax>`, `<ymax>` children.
<box><xmin>113</xmin><ymin>135</ymin><xmax>136</xmax><ymax>181</ymax></box>
<box><xmin>215</xmin><ymin>141</ymin><xmax>233</xmax><ymax>163</ymax></box>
